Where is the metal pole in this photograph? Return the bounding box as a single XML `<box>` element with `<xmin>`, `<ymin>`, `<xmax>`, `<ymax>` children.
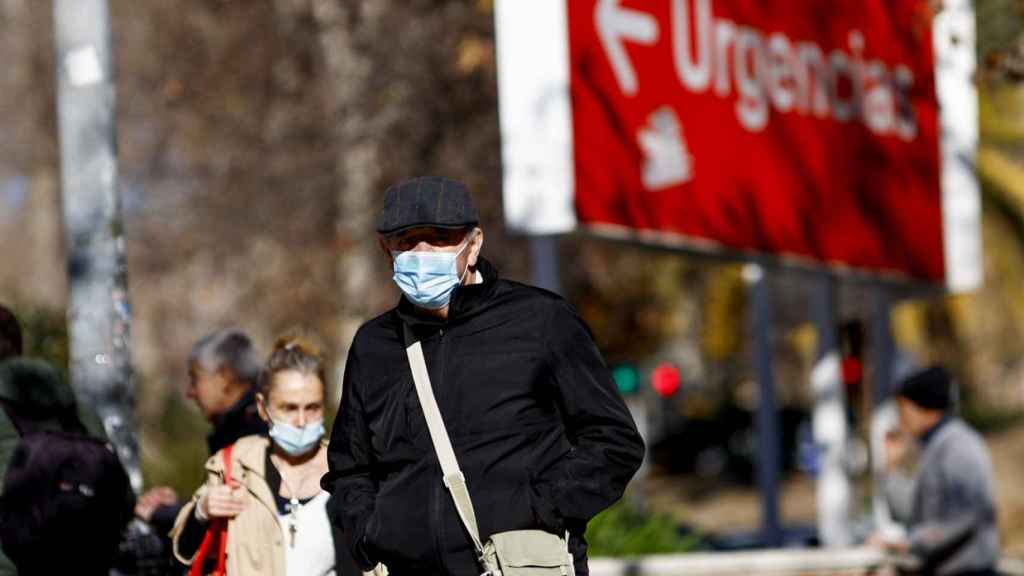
<box><xmin>745</xmin><ymin>263</ymin><xmax>783</xmax><ymax>547</ymax></box>
<box><xmin>529</xmin><ymin>235</ymin><xmax>563</xmax><ymax>295</ymax></box>
<box><xmin>872</xmin><ymin>287</ymin><xmax>895</xmax><ymax>402</ymax></box>
<box><xmin>54</xmin><ymin>0</ymin><xmax>140</xmax><ymax>492</ymax></box>
<box><xmin>870</xmin><ymin>285</ymin><xmax>899</xmax><ymax>534</ymax></box>
<box><xmin>810</xmin><ymin>272</ymin><xmax>852</xmax><ymax>546</ymax></box>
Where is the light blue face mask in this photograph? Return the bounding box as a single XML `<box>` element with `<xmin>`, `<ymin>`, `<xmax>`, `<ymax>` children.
<box><xmin>391</xmin><ymin>234</ymin><xmax>473</xmax><ymax>310</ymax></box>
<box><xmin>268</xmin><ymin>416</ymin><xmax>325</xmax><ymax>457</ymax></box>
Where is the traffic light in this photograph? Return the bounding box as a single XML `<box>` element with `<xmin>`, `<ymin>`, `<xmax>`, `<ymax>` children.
<box><xmin>651</xmin><ymin>362</ymin><xmax>681</xmax><ymax>398</ymax></box>
<box><xmin>612</xmin><ymin>364</ymin><xmax>639</xmax><ymax>396</ymax></box>
<box><xmin>840</xmin><ymin>320</ymin><xmax>864</xmax><ymax>389</ymax></box>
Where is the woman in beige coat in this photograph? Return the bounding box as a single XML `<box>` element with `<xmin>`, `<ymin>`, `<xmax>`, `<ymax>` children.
<box><xmin>171</xmin><ymin>336</ymin><xmax>381</xmax><ymax>576</ymax></box>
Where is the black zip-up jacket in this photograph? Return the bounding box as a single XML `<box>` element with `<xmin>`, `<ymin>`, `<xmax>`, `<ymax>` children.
<box><xmin>322</xmin><ymin>258</ymin><xmax>644</xmax><ymax>575</ymax></box>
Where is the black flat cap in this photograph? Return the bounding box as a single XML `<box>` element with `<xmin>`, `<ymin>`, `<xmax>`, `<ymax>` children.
<box><xmin>376</xmin><ymin>176</ymin><xmax>480</xmax><ymax>235</ymax></box>
<box><xmin>896</xmin><ymin>366</ymin><xmax>954</xmax><ymax>411</ymax></box>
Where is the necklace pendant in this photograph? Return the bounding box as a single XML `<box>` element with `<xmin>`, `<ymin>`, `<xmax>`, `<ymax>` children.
<box><xmin>289</xmin><ymin>522</ymin><xmax>297</xmax><ymax>548</ymax></box>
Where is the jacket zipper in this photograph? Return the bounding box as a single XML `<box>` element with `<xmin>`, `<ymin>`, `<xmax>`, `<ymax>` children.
<box><xmin>433</xmin><ymin>466</ymin><xmax>447</xmax><ymax>573</ymax></box>
<box><xmin>433</xmin><ymin>328</ymin><xmax>451</xmax><ymax>574</ymax></box>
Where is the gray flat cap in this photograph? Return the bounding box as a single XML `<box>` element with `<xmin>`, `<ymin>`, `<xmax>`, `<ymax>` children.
<box><xmin>376</xmin><ymin>176</ymin><xmax>479</xmax><ymax>235</ymax></box>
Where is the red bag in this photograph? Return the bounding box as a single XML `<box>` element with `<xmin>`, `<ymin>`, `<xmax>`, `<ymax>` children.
<box><xmin>189</xmin><ymin>444</ymin><xmax>234</xmax><ymax>576</ymax></box>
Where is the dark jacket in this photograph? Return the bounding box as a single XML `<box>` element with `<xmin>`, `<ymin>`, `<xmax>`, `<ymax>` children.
<box><xmin>208</xmin><ymin>388</ymin><xmax>268</xmax><ymax>455</ymax></box>
<box><xmin>0</xmin><ymin>357</ymin><xmax>111</xmax><ymax>576</ymax></box>
<box><xmin>885</xmin><ymin>418</ymin><xmax>1000</xmax><ymax>575</ymax></box>
<box><xmin>322</xmin><ymin>258</ymin><xmax>644</xmax><ymax>576</ymax></box>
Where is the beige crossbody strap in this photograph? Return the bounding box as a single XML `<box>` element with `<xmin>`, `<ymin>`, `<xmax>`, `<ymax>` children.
<box><xmin>405</xmin><ymin>339</ymin><xmax>486</xmax><ymax>556</ymax></box>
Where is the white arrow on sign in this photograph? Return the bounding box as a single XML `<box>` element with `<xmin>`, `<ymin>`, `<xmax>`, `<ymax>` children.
<box><xmin>637</xmin><ymin>106</ymin><xmax>693</xmax><ymax>190</ymax></box>
<box><xmin>596</xmin><ymin>0</ymin><xmax>659</xmax><ymax>96</ymax></box>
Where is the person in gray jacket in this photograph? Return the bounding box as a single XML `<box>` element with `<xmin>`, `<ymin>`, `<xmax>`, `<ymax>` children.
<box><xmin>873</xmin><ymin>366</ymin><xmax>1000</xmax><ymax>576</ymax></box>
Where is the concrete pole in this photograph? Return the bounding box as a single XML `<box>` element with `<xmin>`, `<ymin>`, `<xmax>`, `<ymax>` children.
<box><xmin>810</xmin><ymin>272</ymin><xmax>852</xmax><ymax>546</ymax></box>
<box><xmin>53</xmin><ymin>0</ymin><xmax>141</xmax><ymax>492</ymax></box>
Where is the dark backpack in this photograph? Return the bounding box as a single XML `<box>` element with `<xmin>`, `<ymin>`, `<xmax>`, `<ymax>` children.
<box><xmin>0</xmin><ymin>401</ymin><xmax>133</xmax><ymax>575</ymax></box>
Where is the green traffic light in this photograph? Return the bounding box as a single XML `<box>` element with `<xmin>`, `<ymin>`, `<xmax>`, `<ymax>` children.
<box><xmin>612</xmin><ymin>365</ymin><xmax>638</xmax><ymax>395</ymax></box>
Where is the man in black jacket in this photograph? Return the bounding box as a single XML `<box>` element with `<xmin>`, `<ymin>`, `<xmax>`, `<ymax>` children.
<box><xmin>322</xmin><ymin>177</ymin><xmax>645</xmax><ymax>575</ymax></box>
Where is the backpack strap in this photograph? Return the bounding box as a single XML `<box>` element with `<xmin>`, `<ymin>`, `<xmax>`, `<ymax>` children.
<box><xmin>189</xmin><ymin>443</ymin><xmax>234</xmax><ymax>576</ymax></box>
<box><xmin>215</xmin><ymin>443</ymin><xmax>233</xmax><ymax>575</ymax></box>
<box><xmin>221</xmin><ymin>442</ymin><xmax>234</xmax><ymax>484</ymax></box>
<box><xmin>0</xmin><ymin>398</ymin><xmax>27</xmax><ymax>435</ymax></box>
<box><xmin>401</xmin><ymin>324</ymin><xmax>485</xmax><ymax>558</ymax></box>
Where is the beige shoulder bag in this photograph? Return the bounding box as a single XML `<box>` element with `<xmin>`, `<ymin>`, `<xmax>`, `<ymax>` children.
<box><xmin>404</xmin><ymin>335</ymin><xmax>575</xmax><ymax>576</ymax></box>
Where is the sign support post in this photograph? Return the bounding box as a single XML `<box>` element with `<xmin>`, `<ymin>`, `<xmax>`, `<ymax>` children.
<box><xmin>746</xmin><ymin>263</ymin><xmax>783</xmax><ymax>547</ymax></box>
<box><xmin>530</xmin><ymin>235</ymin><xmax>563</xmax><ymax>295</ymax></box>
<box><xmin>872</xmin><ymin>287</ymin><xmax>895</xmax><ymax>401</ymax></box>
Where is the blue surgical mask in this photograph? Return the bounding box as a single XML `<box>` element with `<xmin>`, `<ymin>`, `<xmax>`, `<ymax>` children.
<box><xmin>268</xmin><ymin>417</ymin><xmax>325</xmax><ymax>457</ymax></box>
<box><xmin>391</xmin><ymin>235</ymin><xmax>473</xmax><ymax>310</ymax></box>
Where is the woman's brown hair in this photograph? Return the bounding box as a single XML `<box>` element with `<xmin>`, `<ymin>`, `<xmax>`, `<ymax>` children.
<box><xmin>259</xmin><ymin>333</ymin><xmax>327</xmax><ymax>397</ymax></box>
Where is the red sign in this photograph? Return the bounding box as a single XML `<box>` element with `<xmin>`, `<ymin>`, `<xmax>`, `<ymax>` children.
<box><xmin>569</xmin><ymin>0</ymin><xmax>942</xmax><ymax>280</ymax></box>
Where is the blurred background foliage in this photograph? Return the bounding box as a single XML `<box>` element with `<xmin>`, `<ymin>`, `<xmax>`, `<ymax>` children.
<box><xmin>13</xmin><ymin>307</ymin><xmax>69</xmax><ymax>381</ymax></box>
<box><xmin>586</xmin><ymin>499</ymin><xmax>704</xmax><ymax>555</ymax></box>
<box><xmin>1</xmin><ymin>0</ymin><xmax>1024</xmax><ymax>548</ymax></box>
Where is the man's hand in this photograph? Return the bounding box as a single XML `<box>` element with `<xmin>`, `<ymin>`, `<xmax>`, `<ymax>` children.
<box><xmin>200</xmin><ymin>482</ymin><xmax>248</xmax><ymax>519</ymax></box>
<box><xmin>134</xmin><ymin>486</ymin><xmax>179</xmax><ymax>522</ymax></box>
<box><xmin>883</xmin><ymin>429</ymin><xmax>910</xmax><ymax>471</ymax></box>
<box><xmin>867</xmin><ymin>531</ymin><xmax>910</xmax><ymax>553</ymax></box>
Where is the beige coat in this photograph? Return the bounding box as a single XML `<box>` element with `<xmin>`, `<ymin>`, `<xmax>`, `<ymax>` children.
<box><xmin>171</xmin><ymin>435</ymin><xmax>292</xmax><ymax>576</ymax></box>
<box><xmin>171</xmin><ymin>435</ymin><xmax>387</xmax><ymax>576</ymax></box>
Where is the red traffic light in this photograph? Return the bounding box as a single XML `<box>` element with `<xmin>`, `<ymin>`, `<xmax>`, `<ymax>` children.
<box><xmin>841</xmin><ymin>356</ymin><xmax>863</xmax><ymax>387</ymax></box>
<box><xmin>651</xmin><ymin>362</ymin><xmax>681</xmax><ymax>398</ymax></box>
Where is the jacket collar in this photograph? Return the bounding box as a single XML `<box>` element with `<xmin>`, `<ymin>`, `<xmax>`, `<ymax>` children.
<box><xmin>919</xmin><ymin>415</ymin><xmax>952</xmax><ymax>448</ymax></box>
<box><xmin>205</xmin><ymin>434</ymin><xmax>269</xmax><ymax>478</ymax></box>
<box><xmin>205</xmin><ymin>435</ymin><xmax>281</xmax><ymax>525</ymax></box>
<box><xmin>395</xmin><ymin>256</ymin><xmax>499</xmax><ymax>335</ymax></box>
<box><xmin>206</xmin><ymin>435</ymin><xmax>330</xmax><ymax>477</ymax></box>
<box><xmin>207</xmin><ymin>388</ymin><xmax>262</xmax><ymax>454</ymax></box>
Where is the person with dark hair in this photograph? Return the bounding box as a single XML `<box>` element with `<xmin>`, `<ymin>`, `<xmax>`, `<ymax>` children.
<box><xmin>0</xmin><ymin>305</ymin><xmax>22</xmax><ymax>362</ymax></box>
<box><xmin>322</xmin><ymin>177</ymin><xmax>644</xmax><ymax>575</ymax></box>
<box><xmin>137</xmin><ymin>329</ymin><xmax>270</xmax><ymax>557</ymax></box>
<box><xmin>871</xmin><ymin>366</ymin><xmax>1000</xmax><ymax>576</ymax></box>
<box><xmin>171</xmin><ymin>335</ymin><xmax>371</xmax><ymax>576</ymax></box>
